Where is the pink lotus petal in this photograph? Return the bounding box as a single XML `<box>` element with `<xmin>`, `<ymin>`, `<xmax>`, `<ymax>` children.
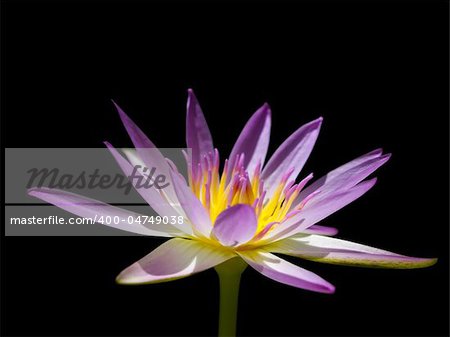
<box><xmin>229</xmin><ymin>103</ymin><xmax>271</xmax><ymax>178</ymax></box>
<box><xmin>238</xmin><ymin>250</ymin><xmax>335</xmax><ymax>293</ymax></box>
<box><xmin>212</xmin><ymin>204</ymin><xmax>257</xmax><ymax>247</ymax></box>
<box><xmin>169</xmin><ymin>168</ymin><xmax>213</xmax><ymax>237</ymax></box>
<box><xmin>113</xmin><ymin>101</ymin><xmax>179</xmax><ymax>203</ymax></box>
<box><xmin>116</xmin><ymin>238</ymin><xmax>235</xmax><ymax>284</ymax></box>
<box><xmin>296</xmin><ymin>149</ymin><xmax>389</xmax><ymax>206</ymax></box>
<box><xmin>123</xmin><ymin>149</ymin><xmax>189</xmax><ymax>220</ymax></box>
<box><xmin>264</xmin><ymin>178</ymin><xmax>377</xmax><ymax>243</ymax></box>
<box><xmin>28</xmin><ymin>187</ymin><xmax>182</xmax><ymax>237</ymax></box>
<box><xmin>261</xmin><ymin>117</ymin><xmax>322</xmax><ymax>198</ymax></box>
<box><xmin>104</xmin><ymin>142</ymin><xmax>192</xmax><ymax>235</ymax></box>
<box><xmin>186</xmin><ymin>89</ymin><xmax>214</xmax><ymax>169</ymax></box>
<box><xmin>302</xmin><ymin>225</ymin><xmax>338</xmax><ymax>236</ymax></box>
<box><xmin>268</xmin><ymin>234</ymin><xmax>437</xmax><ymax>269</ymax></box>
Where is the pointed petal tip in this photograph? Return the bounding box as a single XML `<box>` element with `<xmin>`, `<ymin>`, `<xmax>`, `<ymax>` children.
<box><xmin>27</xmin><ymin>187</ymin><xmax>39</xmax><ymax>196</ymax></box>
<box><xmin>262</xmin><ymin>102</ymin><xmax>271</xmax><ymax>111</ymax></box>
<box><xmin>322</xmin><ymin>283</ymin><xmax>336</xmax><ymax>294</ymax></box>
<box><xmin>329</xmin><ymin>228</ymin><xmax>339</xmax><ymax>235</ymax></box>
<box><xmin>374</xmin><ymin>147</ymin><xmax>384</xmax><ymax>155</ymax></box>
<box><xmin>419</xmin><ymin>257</ymin><xmax>438</xmax><ymax>268</ymax></box>
<box><xmin>187</xmin><ymin>88</ymin><xmax>197</xmax><ymax>100</ymax></box>
<box><xmin>363</xmin><ymin>148</ymin><xmax>384</xmax><ymax>158</ymax></box>
<box><xmin>370</xmin><ymin>152</ymin><xmax>391</xmax><ymax>169</ymax></box>
<box><xmin>307</xmin><ymin>116</ymin><xmax>324</xmax><ymax>128</ymax></box>
<box><xmin>115</xmin><ymin>273</ymin><xmax>128</xmax><ymax>285</ymax></box>
<box><xmin>365</xmin><ymin>176</ymin><xmax>378</xmax><ymax>184</ymax></box>
<box><xmin>115</xmin><ymin>270</ymin><xmax>142</xmax><ymax>285</ymax></box>
<box><xmin>382</xmin><ymin>153</ymin><xmax>392</xmax><ymax>161</ymax></box>
<box><xmin>111</xmin><ymin>99</ymin><xmax>121</xmax><ymax>111</ymax></box>
<box><xmin>363</xmin><ymin>177</ymin><xmax>378</xmax><ymax>188</ymax></box>
<box><xmin>112</xmin><ymin>101</ymin><xmax>129</xmax><ymax>121</ymax></box>
<box><xmin>258</xmin><ymin>102</ymin><xmax>272</xmax><ymax>117</ymax></box>
<box><xmin>312</xmin><ymin>116</ymin><xmax>324</xmax><ymax>125</ymax></box>
<box><xmin>302</xmin><ymin>225</ymin><xmax>339</xmax><ymax>236</ymax></box>
<box><xmin>27</xmin><ymin>186</ymin><xmax>52</xmax><ymax>196</ymax></box>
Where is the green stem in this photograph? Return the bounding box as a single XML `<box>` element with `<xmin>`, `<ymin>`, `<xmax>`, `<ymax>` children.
<box><xmin>215</xmin><ymin>257</ymin><xmax>247</xmax><ymax>337</ymax></box>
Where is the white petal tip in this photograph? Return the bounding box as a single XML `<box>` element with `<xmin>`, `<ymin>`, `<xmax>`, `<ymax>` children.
<box><xmin>115</xmin><ymin>275</ymin><xmax>130</xmax><ymax>285</ymax></box>
<box><xmin>115</xmin><ymin>271</ymin><xmax>138</xmax><ymax>285</ymax></box>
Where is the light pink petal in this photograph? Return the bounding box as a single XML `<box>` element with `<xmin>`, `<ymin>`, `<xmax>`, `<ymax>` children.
<box><xmin>263</xmin><ymin>178</ymin><xmax>377</xmax><ymax>243</ymax></box>
<box><xmin>268</xmin><ymin>234</ymin><xmax>437</xmax><ymax>269</ymax></box>
<box><xmin>117</xmin><ymin>238</ymin><xmax>236</xmax><ymax>284</ymax></box>
<box><xmin>113</xmin><ymin>101</ymin><xmax>178</xmax><ymax>203</ymax></box>
<box><xmin>296</xmin><ymin>149</ymin><xmax>389</xmax><ymax>206</ymax></box>
<box><xmin>261</xmin><ymin>118</ymin><xmax>322</xmax><ymax>198</ymax></box>
<box><xmin>238</xmin><ymin>250</ymin><xmax>335</xmax><ymax>293</ymax></box>
<box><xmin>104</xmin><ymin>142</ymin><xmax>192</xmax><ymax>235</ymax></box>
<box><xmin>212</xmin><ymin>204</ymin><xmax>257</xmax><ymax>247</ymax></box>
<box><xmin>302</xmin><ymin>225</ymin><xmax>338</xmax><ymax>236</ymax></box>
<box><xmin>169</xmin><ymin>168</ymin><xmax>213</xmax><ymax>237</ymax></box>
<box><xmin>28</xmin><ymin>187</ymin><xmax>182</xmax><ymax>237</ymax></box>
<box><xmin>229</xmin><ymin>103</ymin><xmax>271</xmax><ymax>177</ymax></box>
<box><xmin>122</xmin><ymin>149</ymin><xmax>187</xmax><ymax>218</ymax></box>
<box><xmin>186</xmin><ymin>89</ymin><xmax>214</xmax><ymax>168</ymax></box>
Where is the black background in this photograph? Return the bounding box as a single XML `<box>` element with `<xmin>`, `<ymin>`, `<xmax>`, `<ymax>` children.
<box><xmin>1</xmin><ymin>0</ymin><xmax>449</xmax><ymax>336</ymax></box>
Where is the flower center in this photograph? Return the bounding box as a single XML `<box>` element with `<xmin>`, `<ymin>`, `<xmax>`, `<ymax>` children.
<box><xmin>187</xmin><ymin>150</ymin><xmax>312</xmax><ymax>233</ymax></box>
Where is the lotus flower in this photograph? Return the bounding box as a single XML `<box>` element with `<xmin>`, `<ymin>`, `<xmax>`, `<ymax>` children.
<box><xmin>29</xmin><ymin>89</ymin><xmax>436</xmax><ymax>336</ymax></box>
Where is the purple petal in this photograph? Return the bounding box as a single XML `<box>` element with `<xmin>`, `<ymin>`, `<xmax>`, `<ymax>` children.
<box><xmin>116</xmin><ymin>238</ymin><xmax>235</xmax><ymax>284</ymax></box>
<box><xmin>297</xmin><ymin>149</ymin><xmax>389</xmax><ymax>205</ymax></box>
<box><xmin>302</xmin><ymin>225</ymin><xmax>338</xmax><ymax>236</ymax></box>
<box><xmin>238</xmin><ymin>250</ymin><xmax>335</xmax><ymax>293</ymax></box>
<box><xmin>28</xmin><ymin>187</ymin><xmax>182</xmax><ymax>237</ymax></box>
<box><xmin>113</xmin><ymin>101</ymin><xmax>156</xmax><ymax>149</ymax></box>
<box><xmin>263</xmin><ymin>178</ymin><xmax>377</xmax><ymax>242</ymax></box>
<box><xmin>261</xmin><ymin>117</ymin><xmax>322</xmax><ymax>198</ymax></box>
<box><xmin>104</xmin><ymin>142</ymin><xmax>193</xmax><ymax>235</ymax></box>
<box><xmin>212</xmin><ymin>204</ymin><xmax>257</xmax><ymax>246</ymax></box>
<box><xmin>268</xmin><ymin>234</ymin><xmax>437</xmax><ymax>269</ymax></box>
<box><xmin>112</xmin><ymin>101</ymin><xmax>178</xmax><ymax>203</ymax></box>
<box><xmin>229</xmin><ymin>103</ymin><xmax>271</xmax><ymax>177</ymax></box>
<box><xmin>169</xmin><ymin>168</ymin><xmax>212</xmax><ymax>237</ymax></box>
<box><xmin>186</xmin><ymin>89</ymin><xmax>214</xmax><ymax>169</ymax></box>
<box><xmin>121</xmin><ymin>149</ymin><xmax>187</xmax><ymax>217</ymax></box>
